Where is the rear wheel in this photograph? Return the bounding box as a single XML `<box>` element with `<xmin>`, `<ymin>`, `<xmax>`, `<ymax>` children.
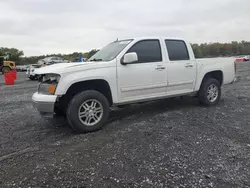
<box><xmin>66</xmin><ymin>90</ymin><xmax>110</xmax><ymax>133</ymax></box>
<box><xmin>198</xmin><ymin>78</ymin><xmax>221</xmax><ymax>106</ymax></box>
<box><xmin>1</xmin><ymin>66</ymin><xmax>10</xmax><ymax>74</ymax></box>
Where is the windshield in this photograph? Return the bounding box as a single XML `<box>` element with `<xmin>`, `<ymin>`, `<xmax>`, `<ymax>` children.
<box><xmin>88</xmin><ymin>39</ymin><xmax>133</xmax><ymax>61</ymax></box>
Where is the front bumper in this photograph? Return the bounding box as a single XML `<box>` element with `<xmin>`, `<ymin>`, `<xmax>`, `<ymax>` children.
<box><xmin>32</xmin><ymin>92</ymin><xmax>57</xmax><ymax>117</ymax></box>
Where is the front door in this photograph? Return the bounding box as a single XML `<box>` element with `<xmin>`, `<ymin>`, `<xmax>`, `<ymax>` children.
<box><xmin>117</xmin><ymin>39</ymin><xmax>167</xmax><ymax>103</ymax></box>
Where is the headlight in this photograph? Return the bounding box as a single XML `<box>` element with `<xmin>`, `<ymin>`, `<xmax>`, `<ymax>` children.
<box><xmin>42</xmin><ymin>74</ymin><xmax>60</xmax><ymax>82</ymax></box>
<box><xmin>38</xmin><ymin>83</ymin><xmax>57</xmax><ymax>95</ymax></box>
<box><xmin>38</xmin><ymin>74</ymin><xmax>60</xmax><ymax>95</ymax></box>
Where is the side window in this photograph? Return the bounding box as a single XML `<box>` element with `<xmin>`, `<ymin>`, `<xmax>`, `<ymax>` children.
<box><xmin>165</xmin><ymin>40</ymin><xmax>190</xmax><ymax>61</ymax></box>
<box><xmin>127</xmin><ymin>40</ymin><xmax>162</xmax><ymax>63</ymax></box>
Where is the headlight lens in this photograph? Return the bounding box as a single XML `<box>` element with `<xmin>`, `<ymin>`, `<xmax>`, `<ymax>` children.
<box><xmin>38</xmin><ymin>74</ymin><xmax>60</xmax><ymax>95</ymax></box>
<box><xmin>38</xmin><ymin>83</ymin><xmax>57</xmax><ymax>95</ymax></box>
<box><xmin>42</xmin><ymin>74</ymin><xmax>60</xmax><ymax>82</ymax></box>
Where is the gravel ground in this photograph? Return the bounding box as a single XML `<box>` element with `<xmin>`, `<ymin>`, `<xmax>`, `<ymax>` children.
<box><xmin>1</xmin><ymin>63</ymin><xmax>250</xmax><ymax>188</ymax></box>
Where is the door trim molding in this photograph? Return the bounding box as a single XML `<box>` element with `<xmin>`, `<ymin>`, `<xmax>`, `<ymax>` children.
<box><xmin>168</xmin><ymin>80</ymin><xmax>194</xmax><ymax>86</ymax></box>
<box><xmin>121</xmin><ymin>83</ymin><xmax>168</xmax><ymax>92</ymax></box>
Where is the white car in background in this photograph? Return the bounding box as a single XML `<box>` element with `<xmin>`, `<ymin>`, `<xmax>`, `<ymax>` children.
<box><xmin>16</xmin><ymin>65</ymin><xmax>29</xmax><ymax>72</ymax></box>
<box><xmin>27</xmin><ymin>57</ymin><xmax>70</xmax><ymax>80</ymax></box>
<box><xmin>38</xmin><ymin>57</ymin><xmax>70</xmax><ymax>65</ymax></box>
<box><xmin>26</xmin><ymin>64</ymin><xmax>42</xmax><ymax>80</ymax></box>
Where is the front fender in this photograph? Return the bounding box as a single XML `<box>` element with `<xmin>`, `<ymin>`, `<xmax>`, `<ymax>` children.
<box><xmin>55</xmin><ymin>76</ymin><xmax>107</xmax><ymax>95</ymax></box>
<box><xmin>54</xmin><ymin>69</ymin><xmax>118</xmax><ymax>103</ymax></box>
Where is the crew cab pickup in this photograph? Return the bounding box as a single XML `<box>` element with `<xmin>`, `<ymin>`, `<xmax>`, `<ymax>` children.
<box><xmin>32</xmin><ymin>37</ymin><xmax>236</xmax><ymax>133</ymax></box>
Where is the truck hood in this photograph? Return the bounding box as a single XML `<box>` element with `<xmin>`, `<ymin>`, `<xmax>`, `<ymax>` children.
<box><xmin>34</xmin><ymin>62</ymin><xmax>110</xmax><ymax>75</ymax></box>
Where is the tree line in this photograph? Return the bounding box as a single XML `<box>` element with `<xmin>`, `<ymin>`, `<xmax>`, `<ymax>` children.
<box><xmin>191</xmin><ymin>41</ymin><xmax>250</xmax><ymax>58</ymax></box>
<box><xmin>1</xmin><ymin>41</ymin><xmax>250</xmax><ymax>65</ymax></box>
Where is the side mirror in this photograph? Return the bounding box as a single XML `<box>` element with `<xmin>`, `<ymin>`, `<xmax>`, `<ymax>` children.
<box><xmin>122</xmin><ymin>52</ymin><xmax>138</xmax><ymax>65</ymax></box>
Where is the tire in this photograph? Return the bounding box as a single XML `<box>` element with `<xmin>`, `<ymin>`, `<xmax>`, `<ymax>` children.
<box><xmin>29</xmin><ymin>75</ymin><xmax>39</xmax><ymax>80</ymax></box>
<box><xmin>198</xmin><ymin>77</ymin><xmax>221</xmax><ymax>106</ymax></box>
<box><xmin>1</xmin><ymin>66</ymin><xmax>10</xmax><ymax>74</ymax></box>
<box><xmin>66</xmin><ymin>90</ymin><xmax>110</xmax><ymax>133</ymax></box>
<box><xmin>29</xmin><ymin>76</ymin><xmax>35</xmax><ymax>80</ymax></box>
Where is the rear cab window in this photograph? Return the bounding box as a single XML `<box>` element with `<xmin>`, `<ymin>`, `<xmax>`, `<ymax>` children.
<box><xmin>165</xmin><ymin>40</ymin><xmax>190</xmax><ymax>61</ymax></box>
<box><xmin>127</xmin><ymin>40</ymin><xmax>162</xmax><ymax>63</ymax></box>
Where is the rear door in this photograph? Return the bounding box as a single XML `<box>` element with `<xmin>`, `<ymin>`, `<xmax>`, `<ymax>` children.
<box><xmin>165</xmin><ymin>40</ymin><xmax>196</xmax><ymax>95</ymax></box>
<box><xmin>117</xmin><ymin>39</ymin><xmax>167</xmax><ymax>102</ymax></box>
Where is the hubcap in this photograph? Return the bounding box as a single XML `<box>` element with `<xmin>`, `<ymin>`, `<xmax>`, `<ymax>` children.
<box><xmin>78</xmin><ymin>99</ymin><xmax>103</xmax><ymax>126</ymax></box>
<box><xmin>207</xmin><ymin>84</ymin><xmax>218</xmax><ymax>102</ymax></box>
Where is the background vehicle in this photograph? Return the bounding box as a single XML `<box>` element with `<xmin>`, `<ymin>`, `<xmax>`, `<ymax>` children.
<box><xmin>26</xmin><ymin>64</ymin><xmax>42</xmax><ymax>80</ymax></box>
<box><xmin>16</xmin><ymin>65</ymin><xmax>29</xmax><ymax>72</ymax></box>
<box><xmin>27</xmin><ymin>57</ymin><xmax>70</xmax><ymax>80</ymax></box>
<box><xmin>38</xmin><ymin>57</ymin><xmax>70</xmax><ymax>65</ymax></box>
<box><xmin>0</xmin><ymin>55</ymin><xmax>16</xmax><ymax>74</ymax></box>
<box><xmin>243</xmin><ymin>56</ymin><xmax>250</xmax><ymax>61</ymax></box>
<box><xmin>32</xmin><ymin>37</ymin><xmax>236</xmax><ymax>133</ymax></box>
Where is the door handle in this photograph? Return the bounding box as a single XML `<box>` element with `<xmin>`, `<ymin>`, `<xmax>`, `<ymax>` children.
<box><xmin>185</xmin><ymin>64</ymin><xmax>194</xmax><ymax>68</ymax></box>
<box><xmin>155</xmin><ymin>67</ymin><xmax>166</xmax><ymax>70</ymax></box>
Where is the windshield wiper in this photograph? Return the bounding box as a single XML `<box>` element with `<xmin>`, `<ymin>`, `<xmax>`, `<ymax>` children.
<box><xmin>89</xmin><ymin>58</ymin><xmax>103</xmax><ymax>62</ymax></box>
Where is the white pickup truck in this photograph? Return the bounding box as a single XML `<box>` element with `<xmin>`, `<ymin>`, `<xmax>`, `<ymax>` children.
<box><xmin>32</xmin><ymin>37</ymin><xmax>236</xmax><ymax>133</ymax></box>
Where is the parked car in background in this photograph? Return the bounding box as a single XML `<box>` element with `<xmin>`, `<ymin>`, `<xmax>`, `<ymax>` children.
<box><xmin>16</xmin><ymin>65</ymin><xmax>29</xmax><ymax>72</ymax></box>
<box><xmin>26</xmin><ymin>57</ymin><xmax>70</xmax><ymax>80</ymax></box>
<box><xmin>235</xmin><ymin>55</ymin><xmax>250</xmax><ymax>62</ymax></box>
<box><xmin>38</xmin><ymin>57</ymin><xmax>70</xmax><ymax>65</ymax></box>
<box><xmin>16</xmin><ymin>66</ymin><xmax>22</xmax><ymax>72</ymax></box>
<box><xmin>26</xmin><ymin>64</ymin><xmax>42</xmax><ymax>80</ymax></box>
<box><xmin>243</xmin><ymin>56</ymin><xmax>250</xmax><ymax>61</ymax></box>
<box><xmin>32</xmin><ymin>37</ymin><xmax>236</xmax><ymax>133</ymax></box>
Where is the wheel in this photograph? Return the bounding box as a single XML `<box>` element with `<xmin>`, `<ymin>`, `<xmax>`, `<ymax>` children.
<box><xmin>66</xmin><ymin>90</ymin><xmax>110</xmax><ymax>133</ymax></box>
<box><xmin>1</xmin><ymin>66</ymin><xmax>10</xmax><ymax>74</ymax></box>
<box><xmin>198</xmin><ymin>78</ymin><xmax>221</xmax><ymax>106</ymax></box>
<box><xmin>29</xmin><ymin>76</ymin><xmax>35</xmax><ymax>80</ymax></box>
<box><xmin>29</xmin><ymin>75</ymin><xmax>38</xmax><ymax>80</ymax></box>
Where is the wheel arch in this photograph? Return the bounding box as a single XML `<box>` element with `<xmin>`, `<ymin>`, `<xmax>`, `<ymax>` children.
<box><xmin>197</xmin><ymin>70</ymin><xmax>223</xmax><ymax>91</ymax></box>
<box><xmin>57</xmin><ymin>79</ymin><xmax>113</xmax><ymax>111</ymax></box>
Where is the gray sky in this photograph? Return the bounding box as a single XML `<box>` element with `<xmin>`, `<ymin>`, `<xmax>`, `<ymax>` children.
<box><xmin>0</xmin><ymin>0</ymin><xmax>249</xmax><ymax>56</ymax></box>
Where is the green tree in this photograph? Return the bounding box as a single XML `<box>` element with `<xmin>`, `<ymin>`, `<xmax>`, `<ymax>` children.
<box><xmin>0</xmin><ymin>47</ymin><xmax>24</xmax><ymax>62</ymax></box>
<box><xmin>191</xmin><ymin>44</ymin><xmax>203</xmax><ymax>58</ymax></box>
<box><xmin>87</xmin><ymin>49</ymin><xmax>99</xmax><ymax>58</ymax></box>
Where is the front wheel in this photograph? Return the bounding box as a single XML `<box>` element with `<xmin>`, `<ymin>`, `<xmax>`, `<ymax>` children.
<box><xmin>29</xmin><ymin>76</ymin><xmax>36</xmax><ymax>80</ymax></box>
<box><xmin>198</xmin><ymin>78</ymin><xmax>221</xmax><ymax>106</ymax></box>
<box><xmin>66</xmin><ymin>90</ymin><xmax>110</xmax><ymax>133</ymax></box>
